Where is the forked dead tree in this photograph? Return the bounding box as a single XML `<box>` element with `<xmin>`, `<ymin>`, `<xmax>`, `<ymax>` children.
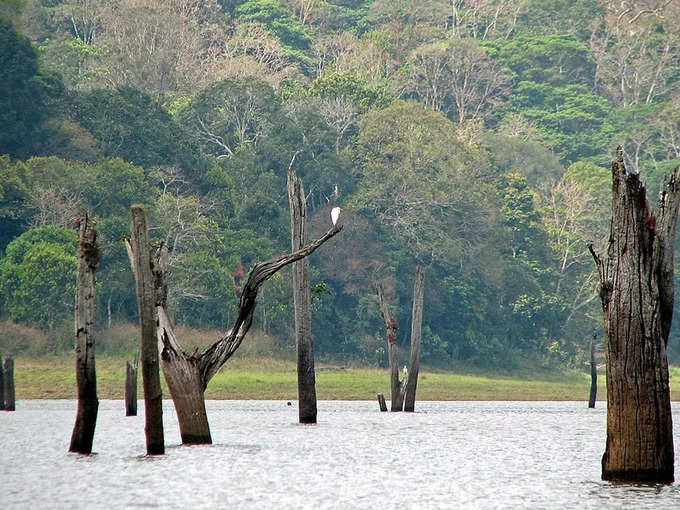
<box><xmin>589</xmin><ymin>148</ymin><xmax>678</xmax><ymax>483</ymax></box>
<box><xmin>69</xmin><ymin>214</ymin><xmax>100</xmax><ymax>454</ymax></box>
<box><xmin>127</xmin><ymin>206</ymin><xmax>342</xmax><ymax>444</ymax></box>
<box><xmin>376</xmin><ymin>266</ymin><xmax>425</xmax><ymax>412</ymax></box>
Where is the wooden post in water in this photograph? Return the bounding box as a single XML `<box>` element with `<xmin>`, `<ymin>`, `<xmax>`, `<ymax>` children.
<box><xmin>69</xmin><ymin>214</ymin><xmax>100</xmax><ymax>454</ymax></box>
<box><xmin>404</xmin><ymin>266</ymin><xmax>425</xmax><ymax>412</ymax></box>
<box><xmin>125</xmin><ymin>356</ymin><xmax>138</xmax><ymax>416</ymax></box>
<box><xmin>0</xmin><ymin>356</ymin><xmax>4</xmax><ymax>410</ymax></box>
<box><xmin>377</xmin><ymin>393</ymin><xmax>388</xmax><ymax>412</ymax></box>
<box><xmin>3</xmin><ymin>358</ymin><xmax>15</xmax><ymax>411</ymax></box>
<box><xmin>287</xmin><ymin>170</ymin><xmax>317</xmax><ymax>424</ymax></box>
<box><xmin>588</xmin><ymin>335</ymin><xmax>597</xmax><ymax>409</ymax></box>
<box><xmin>129</xmin><ymin>205</ymin><xmax>164</xmax><ymax>455</ymax></box>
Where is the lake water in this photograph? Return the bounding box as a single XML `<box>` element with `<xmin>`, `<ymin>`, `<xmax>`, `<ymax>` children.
<box><xmin>1</xmin><ymin>400</ymin><xmax>680</xmax><ymax>509</ymax></box>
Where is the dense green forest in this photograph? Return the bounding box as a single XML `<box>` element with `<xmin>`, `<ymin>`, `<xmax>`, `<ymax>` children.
<box><xmin>0</xmin><ymin>0</ymin><xmax>679</xmax><ymax>368</ymax></box>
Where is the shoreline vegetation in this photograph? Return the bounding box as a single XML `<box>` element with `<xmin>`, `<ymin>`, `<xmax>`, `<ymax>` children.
<box><xmin>5</xmin><ymin>321</ymin><xmax>680</xmax><ymax>401</ymax></box>
<box><xmin>15</xmin><ymin>355</ymin><xmax>680</xmax><ymax>402</ymax></box>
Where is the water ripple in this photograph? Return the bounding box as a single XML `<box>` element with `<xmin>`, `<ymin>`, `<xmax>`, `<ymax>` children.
<box><xmin>1</xmin><ymin>400</ymin><xmax>679</xmax><ymax>509</ymax></box>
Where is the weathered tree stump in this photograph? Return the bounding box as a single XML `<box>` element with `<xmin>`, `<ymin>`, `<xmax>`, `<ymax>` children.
<box><xmin>377</xmin><ymin>393</ymin><xmax>387</xmax><ymax>412</ymax></box>
<box><xmin>287</xmin><ymin>170</ymin><xmax>317</xmax><ymax>424</ymax></box>
<box><xmin>3</xmin><ymin>358</ymin><xmax>15</xmax><ymax>411</ymax></box>
<box><xmin>377</xmin><ymin>283</ymin><xmax>405</xmax><ymax>411</ymax></box>
<box><xmin>590</xmin><ymin>148</ymin><xmax>678</xmax><ymax>483</ymax></box>
<box><xmin>404</xmin><ymin>266</ymin><xmax>425</xmax><ymax>412</ymax></box>
<box><xmin>129</xmin><ymin>205</ymin><xmax>165</xmax><ymax>455</ymax></box>
<box><xmin>0</xmin><ymin>357</ymin><xmax>4</xmax><ymax>410</ymax></box>
<box><xmin>69</xmin><ymin>214</ymin><xmax>100</xmax><ymax>454</ymax></box>
<box><xmin>588</xmin><ymin>335</ymin><xmax>597</xmax><ymax>409</ymax></box>
<box><xmin>125</xmin><ymin>357</ymin><xmax>138</xmax><ymax>416</ymax></box>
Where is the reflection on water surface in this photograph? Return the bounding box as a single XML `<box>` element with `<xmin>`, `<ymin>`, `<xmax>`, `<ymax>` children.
<box><xmin>1</xmin><ymin>400</ymin><xmax>679</xmax><ymax>509</ymax></box>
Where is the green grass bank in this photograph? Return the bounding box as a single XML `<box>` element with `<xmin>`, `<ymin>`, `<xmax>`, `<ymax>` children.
<box><xmin>13</xmin><ymin>355</ymin><xmax>675</xmax><ymax>401</ymax></box>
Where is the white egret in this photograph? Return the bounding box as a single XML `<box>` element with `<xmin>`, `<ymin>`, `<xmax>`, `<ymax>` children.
<box><xmin>331</xmin><ymin>206</ymin><xmax>341</xmax><ymax>226</ymax></box>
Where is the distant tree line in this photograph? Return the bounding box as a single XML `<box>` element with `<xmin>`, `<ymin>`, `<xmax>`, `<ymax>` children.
<box><xmin>1</xmin><ymin>0</ymin><xmax>680</xmax><ymax>368</ymax></box>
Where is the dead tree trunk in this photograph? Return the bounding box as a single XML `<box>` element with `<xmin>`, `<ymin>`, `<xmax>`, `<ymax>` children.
<box><xmin>126</xmin><ymin>206</ymin><xmax>342</xmax><ymax>444</ymax></box>
<box><xmin>404</xmin><ymin>266</ymin><xmax>425</xmax><ymax>412</ymax></box>
<box><xmin>3</xmin><ymin>358</ymin><xmax>15</xmax><ymax>411</ymax></box>
<box><xmin>377</xmin><ymin>393</ymin><xmax>387</xmax><ymax>412</ymax></box>
<box><xmin>588</xmin><ymin>335</ymin><xmax>597</xmax><ymax>409</ymax></box>
<box><xmin>0</xmin><ymin>357</ymin><xmax>4</xmax><ymax>410</ymax></box>
<box><xmin>69</xmin><ymin>214</ymin><xmax>100</xmax><ymax>454</ymax></box>
<box><xmin>125</xmin><ymin>357</ymin><xmax>138</xmax><ymax>416</ymax></box>
<box><xmin>129</xmin><ymin>205</ymin><xmax>164</xmax><ymax>456</ymax></box>
<box><xmin>288</xmin><ymin>171</ymin><xmax>317</xmax><ymax>424</ymax></box>
<box><xmin>589</xmin><ymin>148</ymin><xmax>678</xmax><ymax>483</ymax></box>
<box><xmin>377</xmin><ymin>283</ymin><xmax>405</xmax><ymax>411</ymax></box>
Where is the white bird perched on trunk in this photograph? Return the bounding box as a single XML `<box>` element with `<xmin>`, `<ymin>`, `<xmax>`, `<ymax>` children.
<box><xmin>331</xmin><ymin>206</ymin><xmax>341</xmax><ymax>226</ymax></box>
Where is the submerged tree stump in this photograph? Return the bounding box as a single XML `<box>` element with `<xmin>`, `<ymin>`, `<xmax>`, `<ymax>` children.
<box><xmin>129</xmin><ymin>205</ymin><xmax>165</xmax><ymax>455</ymax></box>
<box><xmin>288</xmin><ymin>170</ymin><xmax>317</xmax><ymax>424</ymax></box>
<box><xmin>125</xmin><ymin>357</ymin><xmax>138</xmax><ymax>417</ymax></box>
<box><xmin>377</xmin><ymin>283</ymin><xmax>404</xmax><ymax>411</ymax></box>
<box><xmin>590</xmin><ymin>148</ymin><xmax>678</xmax><ymax>483</ymax></box>
<box><xmin>69</xmin><ymin>214</ymin><xmax>100</xmax><ymax>454</ymax></box>
<box><xmin>377</xmin><ymin>393</ymin><xmax>387</xmax><ymax>412</ymax></box>
<box><xmin>0</xmin><ymin>357</ymin><xmax>4</xmax><ymax>410</ymax></box>
<box><xmin>404</xmin><ymin>267</ymin><xmax>425</xmax><ymax>412</ymax></box>
<box><xmin>3</xmin><ymin>358</ymin><xmax>15</xmax><ymax>411</ymax></box>
<box><xmin>588</xmin><ymin>335</ymin><xmax>597</xmax><ymax>409</ymax></box>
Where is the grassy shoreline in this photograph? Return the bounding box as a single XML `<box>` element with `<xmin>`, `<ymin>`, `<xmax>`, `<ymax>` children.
<box><xmin>13</xmin><ymin>355</ymin><xmax>680</xmax><ymax>401</ymax></box>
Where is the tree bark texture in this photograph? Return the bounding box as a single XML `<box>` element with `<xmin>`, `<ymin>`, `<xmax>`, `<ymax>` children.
<box><xmin>128</xmin><ymin>205</ymin><xmax>165</xmax><ymax>455</ymax></box>
<box><xmin>287</xmin><ymin>171</ymin><xmax>317</xmax><ymax>424</ymax></box>
<box><xmin>377</xmin><ymin>283</ymin><xmax>405</xmax><ymax>411</ymax></box>
<box><xmin>588</xmin><ymin>337</ymin><xmax>597</xmax><ymax>409</ymax></box>
<box><xmin>3</xmin><ymin>358</ymin><xmax>15</xmax><ymax>411</ymax></box>
<box><xmin>127</xmin><ymin>206</ymin><xmax>342</xmax><ymax>444</ymax></box>
<box><xmin>590</xmin><ymin>148</ymin><xmax>678</xmax><ymax>483</ymax></box>
<box><xmin>404</xmin><ymin>266</ymin><xmax>425</xmax><ymax>412</ymax></box>
<box><xmin>69</xmin><ymin>214</ymin><xmax>100</xmax><ymax>454</ymax></box>
<box><xmin>125</xmin><ymin>358</ymin><xmax>138</xmax><ymax>417</ymax></box>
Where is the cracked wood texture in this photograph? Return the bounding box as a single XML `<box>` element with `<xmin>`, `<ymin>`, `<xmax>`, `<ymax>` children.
<box><xmin>288</xmin><ymin>171</ymin><xmax>317</xmax><ymax>424</ymax></box>
<box><xmin>591</xmin><ymin>148</ymin><xmax>679</xmax><ymax>483</ymax></box>
<box><xmin>69</xmin><ymin>214</ymin><xmax>99</xmax><ymax>454</ymax></box>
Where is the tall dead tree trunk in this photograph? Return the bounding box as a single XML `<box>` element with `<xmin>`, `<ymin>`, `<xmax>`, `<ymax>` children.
<box><xmin>69</xmin><ymin>214</ymin><xmax>100</xmax><ymax>454</ymax></box>
<box><xmin>125</xmin><ymin>356</ymin><xmax>138</xmax><ymax>416</ymax></box>
<box><xmin>589</xmin><ymin>147</ymin><xmax>678</xmax><ymax>483</ymax></box>
<box><xmin>404</xmin><ymin>266</ymin><xmax>425</xmax><ymax>412</ymax></box>
<box><xmin>588</xmin><ymin>335</ymin><xmax>597</xmax><ymax>409</ymax></box>
<box><xmin>288</xmin><ymin>171</ymin><xmax>317</xmax><ymax>424</ymax></box>
<box><xmin>126</xmin><ymin>206</ymin><xmax>342</xmax><ymax>444</ymax></box>
<box><xmin>377</xmin><ymin>283</ymin><xmax>405</xmax><ymax>411</ymax></box>
<box><xmin>3</xmin><ymin>358</ymin><xmax>15</xmax><ymax>411</ymax></box>
<box><xmin>129</xmin><ymin>205</ymin><xmax>164</xmax><ymax>455</ymax></box>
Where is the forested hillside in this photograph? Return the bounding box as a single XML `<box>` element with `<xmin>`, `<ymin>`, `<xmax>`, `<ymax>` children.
<box><xmin>1</xmin><ymin>0</ymin><xmax>679</xmax><ymax>368</ymax></box>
